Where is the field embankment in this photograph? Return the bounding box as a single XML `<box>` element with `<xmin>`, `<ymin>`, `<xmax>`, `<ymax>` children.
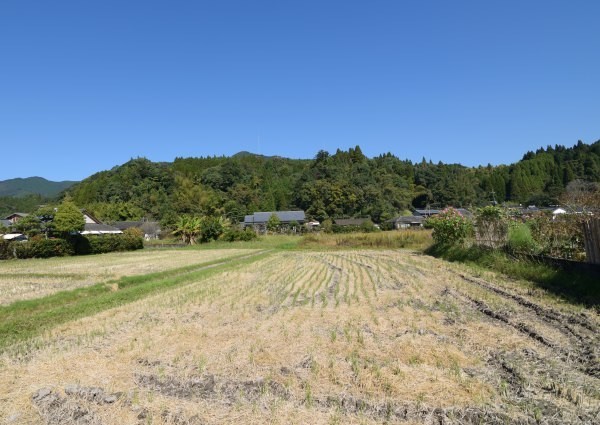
<box><xmin>1</xmin><ymin>248</ymin><xmax>598</xmax><ymax>424</ymax></box>
<box><xmin>300</xmin><ymin>229</ymin><xmax>432</xmax><ymax>251</ymax></box>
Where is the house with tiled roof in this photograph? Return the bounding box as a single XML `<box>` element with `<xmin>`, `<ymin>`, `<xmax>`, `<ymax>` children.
<box><xmin>81</xmin><ymin>211</ymin><xmax>122</xmax><ymax>235</ymax></box>
<box><xmin>3</xmin><ymin>212</ymin><xmax>29</xmax><ymax>224</ymax></box>
<box><xmin>243</xmin><ymin>211</ymin><xmax>305</xmax><ymax>233</ymax></box>
<box><xmin>387</xmin><ymin>215</ymin><xmax>425</xmax><ymax>229</ymax></box>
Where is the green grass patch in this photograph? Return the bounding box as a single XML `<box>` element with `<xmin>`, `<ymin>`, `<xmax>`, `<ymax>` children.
<box><xmin>0</xmin><ymin>250</ymin><xmax>271</xmax><ymax>352</ymax></box>
<box><xmin>426</xmin><ymin>244</ymin><xmax>600</xmax><ymax>308</ymax></box>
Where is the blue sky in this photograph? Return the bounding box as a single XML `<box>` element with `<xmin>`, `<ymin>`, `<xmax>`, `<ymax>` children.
<box><xmin>1</xmin><ymin>1</ymin><xmax>598</xmax><ymax>181</ymax></box>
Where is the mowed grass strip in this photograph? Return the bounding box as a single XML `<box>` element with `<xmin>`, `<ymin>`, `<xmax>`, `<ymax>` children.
<box><xmin>0</xmin><ymin>250</ymin><xmax>271</xmax><ymax>351</ymax></box>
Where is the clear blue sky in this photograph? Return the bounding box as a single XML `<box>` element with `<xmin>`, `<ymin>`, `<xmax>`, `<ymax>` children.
<box><xmin>1</xmin><ymin>0</ymin><xmax>598</xmax><ymax>181</ymax></box>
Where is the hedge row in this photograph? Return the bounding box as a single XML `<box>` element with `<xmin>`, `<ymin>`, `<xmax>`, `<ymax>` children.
<box><xmin>0</xmin><ymin>234</ymin><xmax>143</xmax><ymax>260</ymax></box>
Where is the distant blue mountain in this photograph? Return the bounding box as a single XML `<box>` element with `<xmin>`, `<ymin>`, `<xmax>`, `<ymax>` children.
<box><xmin>0</xmin><ymin>177</ymin><xmax>78</xmax><ymax>198</ymax></box>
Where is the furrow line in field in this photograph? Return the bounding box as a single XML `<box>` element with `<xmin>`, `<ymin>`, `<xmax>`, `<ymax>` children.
<box><xmin>444</xmin><ymin>287</ymin><xmax>600</xmax><ymax>379</ymax></box>
<box><xmin>447</xmin><ymin>270</ymin><xmax>600</xmax><ymax>378</ymax></box>
<box><xmin>453</xmin><ymin>271</ymin><xmax>598</xmax><ymax>333</ymax></box>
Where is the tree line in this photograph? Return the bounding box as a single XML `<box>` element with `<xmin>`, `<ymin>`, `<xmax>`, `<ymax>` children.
<box><xmin>3</xmin><ymin>140</ymin><xmax>598</xmax><ymax>228</ymax></box>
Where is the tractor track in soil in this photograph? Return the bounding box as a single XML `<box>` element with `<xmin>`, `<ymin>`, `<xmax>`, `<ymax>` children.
<box><xmin>441</xmin><ymin>270</ymin><xmax>600</xmax><ymax>380</ymax></box>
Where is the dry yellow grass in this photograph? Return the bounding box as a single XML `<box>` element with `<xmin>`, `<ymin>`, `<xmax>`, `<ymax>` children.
<box><xmin>0</xmin><ymin>249</ymin><xmax>598</xmax><ymax>424</ymax></box>
<box><xmin>0</xmin><ymin>249</ymin><xmax>253</xmax><ymax>305</ymax></box>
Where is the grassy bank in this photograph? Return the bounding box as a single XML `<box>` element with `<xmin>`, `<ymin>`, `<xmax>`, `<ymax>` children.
<box><xmin>426</xmin><ymin>243</ymin><xmax>600</xmax><ymax>308</ymax></box>
<box><xmin>300</xmin><ymin>229</ymin><xmax>433</xmax><ymax>250</ymax></box>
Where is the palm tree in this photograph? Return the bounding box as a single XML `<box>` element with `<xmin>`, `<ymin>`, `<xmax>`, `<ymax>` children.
<box><xmin>173</xmin><ymin>215</ymin><xmax>202</xmax><ymax>244</ymax></box>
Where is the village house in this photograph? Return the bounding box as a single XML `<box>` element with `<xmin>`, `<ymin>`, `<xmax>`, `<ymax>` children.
<box><xmin>80</xmin><ymin>211</ymin><xmax>123</xmax><ymax>235</ymax></box>
<box><xmin>3</xmin><ymin>212</ymin><xmax>29</xmax><ymax>224</ymax></box>
<box><xmin>243</xmin><ymin>210</ymin><xmax>306</xmax><ymax>233</ymax></box>
<box><xmin>113</xmin><ymin>220</ymin><xmax>162</xmax><ymax>240</ymax></box>
<box><xmin>387</xmin><ymin>215</ymin><xmax>425</xmax><ymax>229</ymax></box>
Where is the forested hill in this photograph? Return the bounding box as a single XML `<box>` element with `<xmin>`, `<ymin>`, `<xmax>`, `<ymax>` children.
<box><xmin>64</xmin><ymin>140</ymin><xmax>599</xmax><ymax>226</ymax></box>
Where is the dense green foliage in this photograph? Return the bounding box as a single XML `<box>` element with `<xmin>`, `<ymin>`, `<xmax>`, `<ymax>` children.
<box><xmin>172</xmin><ymin>215</ymin><xmax>226</xmax><ymax>244</ymax></box>
<box><xmin>429</xmin><ymin>204</ymin><xmax>588</xmax><ymax>261</ymax></box>
<box><xmin>221</xmin><ymin>227</ymin><xmax>258</xmax><ymax>242</ymax></box>
<box><xmin>0</xmin><ymin>233</ymin><xmax>144</xmax><ymax>260</ymax></box>
<box><xmin>3</xmin><ymin>141</ymin><xmax>598</xmax><ymax>225</ymax></box>
<box><xmin>426</xmin><ymin>208</ymin><xmax>473</xmax><ymax>245</ymax></box>
<box><xmin>0</xmin><ymin>194</ymin><xmax>49</xmax><ymax>217</ymax></box>
<box><xmin>53</xmin><ymin>199</ymin><xmax>86</xmax><ymax>235</ymax></box>
<box><xmin>12</xmin><ymin>238</ymin><xmax>75</xmax><ymax>258</ymax></box>
<box><xmin>507</xmin><ymin>222</ymin><xmax>538</xmax><ymax>253</ymax></box>
<box><xmin>71</xmin><ymin>233</ymin><xmax>144</xmax><ymax>255</ymax></box>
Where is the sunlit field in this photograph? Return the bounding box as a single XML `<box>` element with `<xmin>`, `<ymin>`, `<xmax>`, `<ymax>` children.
<box><xmin>0</xmin><ymin>246</ymin><xmax>598</xmax><ymax>424</ymax></box>
<box><xmin>0</xmin><ymin>249</ymin><xmax>254</xmax><ymax>305</ymax></box>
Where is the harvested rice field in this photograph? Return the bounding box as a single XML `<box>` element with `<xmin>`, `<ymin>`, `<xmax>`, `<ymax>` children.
<box><xmin>0</xmin><ymin>249</ymin><xmax>253</xmax><ymax>305</ymax></box>
<box><xmin>0</xmin><ymin>248</ymin><xmax>599</xmax><ymax>424</ymax></box>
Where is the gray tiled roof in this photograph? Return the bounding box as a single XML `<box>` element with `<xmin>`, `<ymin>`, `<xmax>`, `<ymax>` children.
<box><xmin>390</xmin><ymin>216</ymin><xmax>425</xmax><ymax>224</ymax></box>
<box><xmin>244</xmin><ymin>211</ymin><xmax>306</xmax><ymax>224</ymax></box>
<box><xmin>0</xmin><ymin>219</ymin><xmax>11</xmax><ymax>228</ymax></box>
<box><xmin>3</xmin><ymin>212</ymin><xmax>29</xmax><ymax>219</ymax></box>
<box><xmin>414</xmin><ymin>209</ymin><xmax>440</xmax><ymax>216</ymax></box>
<box><xmin>83</xmin><ymin>223</ymin><xmax>123</xmax><ymax>233</ymax></box>
<box><xmin>113</xmin><ymin>221</ymin><xmax>143</xmax><ymax>230</ymax></box>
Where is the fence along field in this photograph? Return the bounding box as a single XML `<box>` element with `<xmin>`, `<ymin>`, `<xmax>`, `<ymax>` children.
<box><xmin>1</xmin><ymin>249</ymin><xmax>599</xmax><ymax>424</ymax></box>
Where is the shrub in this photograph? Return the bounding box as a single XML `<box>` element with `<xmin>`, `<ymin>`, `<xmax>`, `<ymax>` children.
<box><xmin>221</xmin><ymin>227</ymin><xmax>258</xmax><ymax>242</ymax></box>
<box><xmin>360</xmin><ymin>219</ymin><xmax>379</xmax><ymax>233</ymax></box>
<box><xmin>321</xmin><ymin>219</ymin><xmax>333</xmax><ymax>233</ymax></box>
<box><xmin>88</xmin><ymin>234</ymin><xmax>143</xmax><ymax>254</ymax></box>
<box><xmin>474</xmin><ymin>206</ymin><xmax>508</xmax><ymax>248</ymax></box>
<box><xmin>13</xmin><ymin>238</ymin><xmax>74</xmax><ymax>259</ymax></box>
<box><xmin>528</xmin><ymin>213</ymin><xmax>585</xmax><ymax>259</ymax></box>
<box><xmin>426</xmin><ymin>208</ymin><xmax>473</xmax><ymax>246</ymax></box>
<box><xmin>199</xmin><ymin>216</ymin><xmax>226</xmax><ymax>242</ymax></box>
<box><xmin>123</xmin><ymin>227</ymin><xmax>144</xmax><ymax>239</ymax></box>
<box><xmin>72</xmin><ymin>234</ymin><xmax>143</xmax><ymax>255</ymax></box>
<box><xmin>507</xmin><ymin>222</ymin><xmax>538</xmax><ymax>254</ymax></box>
<box><xmin>0</xmin><ymin>240</ymin><xmax>14</xmax><ymax>260</ymax></box>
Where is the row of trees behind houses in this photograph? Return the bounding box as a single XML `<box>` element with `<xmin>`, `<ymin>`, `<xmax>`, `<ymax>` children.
<box><xmin>1</xmin><ymin>141</ymin><xmax>599</xmax><ymax>228</ymax></box>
